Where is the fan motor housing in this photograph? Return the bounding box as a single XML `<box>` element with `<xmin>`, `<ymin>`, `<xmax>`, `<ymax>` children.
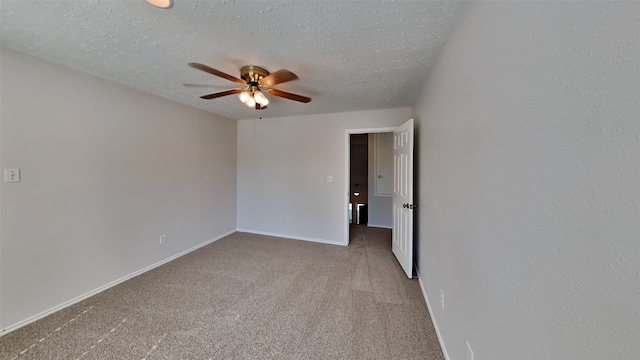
<box><xmin>240</xmin><ymin>65</ymin><xmax>269</xmax><ymax>83</ymax></box>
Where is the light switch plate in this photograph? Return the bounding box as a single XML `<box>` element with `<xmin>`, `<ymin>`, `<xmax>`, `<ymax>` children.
<box><xmin>4</xmin><ymin>168</ymin><xmax>20</xmax><ymax>182</ymax></box>
<box><xmin>327</xmin><ymin>176</ymin><xmax>334</xmax><ymax>183</ymax></box>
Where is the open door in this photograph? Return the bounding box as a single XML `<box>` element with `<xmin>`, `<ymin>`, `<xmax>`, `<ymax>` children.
<box><xmin>392</xmin><ymin>118</ymin><xmax>414</xmax><ymax>278</ymax></box>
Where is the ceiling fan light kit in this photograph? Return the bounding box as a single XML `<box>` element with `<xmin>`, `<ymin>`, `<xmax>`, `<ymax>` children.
<box><xmin>144</xmin><ymin>0</ymin><xmax>173</xmax><ymax>9</ymax></box>
<box><xmin>186</xmin><ymin>62</ymin><xmax>311</xmax><ymax>110</ymax></box>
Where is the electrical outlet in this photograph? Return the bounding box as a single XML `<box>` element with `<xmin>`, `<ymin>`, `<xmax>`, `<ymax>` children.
<box><xmin>159</xmin><ymin>234</ymin><xmax>167</xmax><ymax>245</ymax></box>
<box><xmin>4</xmin><ymin>168</ymin><xmax>20</xmax><ymax>182</ymax></box>
<box><xmin>466</xmin><ymin>340</ymin><xmax>474</xmax><ymax>360</ymax></box>
<box><xmin>440</xmin><ymin>290</ymin><xmax>445</xmax><ymax>309</ymax></box>
<box><xmin>286</xmin><ymin>216</ymin><xmax>291</xmax><ymax>223</ymax></box>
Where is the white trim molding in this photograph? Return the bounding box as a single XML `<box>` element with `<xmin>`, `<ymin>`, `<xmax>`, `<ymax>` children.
<box><xmin>236</xmin><ymin>229</ymin><xmax>347</xmax><ymax>247</ymax></box>
<box><xmin>366</xmin><ymin>223</ymin><xmax>392</xmax><ymax>229</ymax></box>
<box><xmin>416</xmin><ymin>268</ymin><xmax>450</xmax><ymax>360</ymax></box>
<box><xmin>0</xmin><ymin>229</ymin><xmax>236</xmax><ymax>336</ymax></box>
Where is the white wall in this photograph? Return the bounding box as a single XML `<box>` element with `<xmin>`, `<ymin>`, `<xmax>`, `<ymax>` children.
<box><xmin>412</xmin><ymin>2</ymin><xmax>639</xmax><ymax>360</ymax></box>
<box><xmin>367</xmin><ymin>133</ymin><xmax>393</xmax><ymax>229</ymax></box>
<box><xmin>0</xmin><ymin>48</ymin><xmax>237</xmax><ymax>331</ymax></box>
<box><xmin>237</xmin><ymin>108</ymin><xmax>410</xmax><ymax>244</ymax></box>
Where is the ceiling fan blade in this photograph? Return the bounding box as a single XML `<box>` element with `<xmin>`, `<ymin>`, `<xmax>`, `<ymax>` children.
<box><xmin>184</xmin><ymin>83</ymin><xmax>242</xmax><ymax>89</ymax></box>
<box><xmin>188</xmin><ymin>63</ymin><xmax>246</xmax><ymax>85</ymax></box>
<box><xmin>259</xmin><ymin>69</ymin><xmax>299</xmax><ymax>87</ymax></box>
<box><xmin>266</xmin><ymin>88</ymin><xmax>311</xmax><ymax>103</ymax></box>
<box><xmin>200</xmin><ymin>88</ymin><xmax>244</xmax><ymax>100</ymax></box>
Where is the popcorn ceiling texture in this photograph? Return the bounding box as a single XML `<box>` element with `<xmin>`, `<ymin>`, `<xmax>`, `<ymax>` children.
<box><xmin>412</xmin><ymin>1</ymin><xmax>639</xmax><ymax>359</ymax></box>
<box><xmin>0</xmin><ymin>0</ymin><xmax>465</xmax><ymax>120</ymax></box>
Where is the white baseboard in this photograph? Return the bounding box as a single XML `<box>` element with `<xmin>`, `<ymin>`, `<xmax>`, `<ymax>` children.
<box><xmin>236</xmin><ymin>228</ymin><xmax>347</xmax><ymax>246</ymax></box>
<box><xmin>366</xmin><ymin>223</ymin><xmax>392</xmax><ymax>229</ymax></box>
<box><xmin>416</xmin><ymin>269</ymin><xmax>450</xmax><ymax>360</ymax></box>
<box><xmin>0</xmin><ymin>229</ymin><xmax>235</xmax><ymax>336</ymax></box>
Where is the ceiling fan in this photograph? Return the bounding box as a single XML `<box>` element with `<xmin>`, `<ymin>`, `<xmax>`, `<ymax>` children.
<box><xmin>185</xmin><ymin>63</ymin><xmax>312</xmax><ymax>110</ymax></box>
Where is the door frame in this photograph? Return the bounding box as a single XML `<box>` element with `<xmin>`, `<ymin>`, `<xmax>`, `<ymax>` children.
<box><xmin>344</xmin><ymin>127</ymin><xmax>397</xmax><ymax>245</ymax></box>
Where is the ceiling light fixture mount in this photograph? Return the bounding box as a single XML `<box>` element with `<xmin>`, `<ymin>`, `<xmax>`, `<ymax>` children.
<box><xmin>145</xmin><ymin>0</ymin><xmax>174</xmax><ymax>9</ymax></box>
<box><xmin>240</xmin><ymin>65</ymin><xmax>269</xmax><ymax>83</ymax></box>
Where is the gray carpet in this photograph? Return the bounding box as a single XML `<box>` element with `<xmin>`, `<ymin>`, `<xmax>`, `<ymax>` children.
<box><xmin>0</xmin><ymin>226</ymin><xmax>444</xmax><ymax>359</ymax></box>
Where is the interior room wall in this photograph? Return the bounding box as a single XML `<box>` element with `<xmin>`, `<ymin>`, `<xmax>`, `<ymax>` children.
<box><xmin>236</xmin><ymin>108</ymin><xmax>411</xmax><ymax>244</ymax></box>
<box><xmin>411</xmin><ymin>2</ymin><xmax>639</xmax><ymax>360</ymax></box>
<box><xmin>0</xmin><ymin>48</ymin><xmax>238</xmax><ymax>331</ymax></box>
<box><xmin>367</xmin><ymin>133</ymin><xmax>393</xmax><ymax>229</ymax></box>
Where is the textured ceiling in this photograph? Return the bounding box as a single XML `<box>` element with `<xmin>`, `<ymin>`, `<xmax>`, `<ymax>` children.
<box><xmin>0</xmin><ymin>0</ymin><xmax>465</xmax><ymax>120</ymax></box>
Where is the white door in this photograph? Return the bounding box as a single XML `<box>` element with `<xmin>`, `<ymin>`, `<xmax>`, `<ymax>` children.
<box><xmin>392</xmin><ymin>118</ymin><xmax>414</xmax><ymax>278</ymax></box>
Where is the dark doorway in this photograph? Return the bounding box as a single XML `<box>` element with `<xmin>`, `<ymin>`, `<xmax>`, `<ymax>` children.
<box><xmin>349</xmin><ymin>134</ymin><xmax>368</xmax><ymax>225</ymax></box>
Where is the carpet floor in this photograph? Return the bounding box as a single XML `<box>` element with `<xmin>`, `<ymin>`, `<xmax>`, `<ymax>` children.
<box><xmin>0</xmin><ymin>226</ymin><xmax>444</xmax><ymax>360</ymax></box>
